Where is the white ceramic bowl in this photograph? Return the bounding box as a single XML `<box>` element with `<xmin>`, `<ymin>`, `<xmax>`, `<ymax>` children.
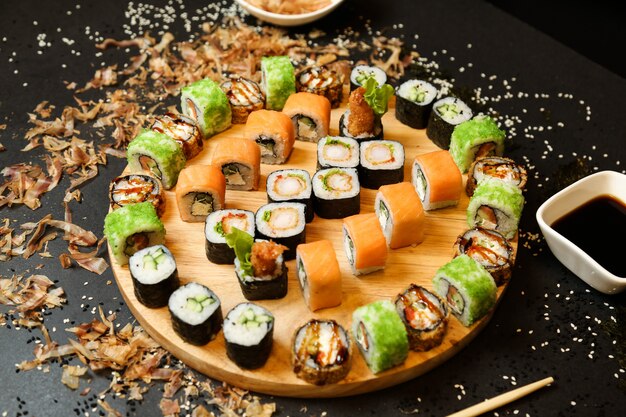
<box><xmin>536</xmin><ymin>170</ymin><xmax>626</xmax><ymax>294</ymax></box>
<box><xmin>235</xmin><ymin>0</ymin><xmax>345</xmax><ymax>27</ymax></box>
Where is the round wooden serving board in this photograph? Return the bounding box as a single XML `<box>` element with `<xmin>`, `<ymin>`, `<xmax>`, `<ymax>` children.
<box><xmin>110</xmin><ymin>104</ymin><xmax>516</xmax><ymax>398</ymax></box>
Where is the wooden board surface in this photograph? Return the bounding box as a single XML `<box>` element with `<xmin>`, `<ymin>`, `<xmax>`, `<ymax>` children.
<box><xmin>109</xmin><ymin>104</ymin><xmax>515</xmax><ymax>398</ymax></box>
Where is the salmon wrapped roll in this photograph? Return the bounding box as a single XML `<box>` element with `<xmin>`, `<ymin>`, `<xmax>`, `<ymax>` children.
<box><xmin>342</xmin><ymin>213</ymin><xmax>388</xmax><ymax>276</ymax></box>
<box><xmin>296</xmin><ymin>240</ymin><xmax>342</xmax><ymax>312</ymax></box>
<box><xmin>175</xmin><ymin>165</ymin><xmax>226</xmax><ymax>222</ymax></box>
<box><xmin>211</xmin><ymin>137</ymin><xmax>261</xmax><ymax>191</ymax></box>
<box><xmin>245</xmin><ymin>110</ymin><xmax>295</xmax><ymax>165</ymax></box>
<box><xmin>282</xmin><ymin>92</ymin><xmax>331</xmax><ymax>143</ymax></box>
<box><xmin>375</xmin><ymin>182</ymin><xmax>426</xmax><ymax>249</ymax></box>
<box><xmin>412</xmin><ymin>150</ymin><xmax>463</xmax><ymax>210</ymax></box>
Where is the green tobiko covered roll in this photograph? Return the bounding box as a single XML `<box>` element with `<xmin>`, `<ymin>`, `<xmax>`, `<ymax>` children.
<box><xmin>181</xmin><ymin>78</ymin><xmax>232</xmax><ymax>138</ymax></box>
<box><xmin>261</xmin><ymin>56</ymin><xmax>296</xmax><ymax>111</ymax></box>
<box><xmin>467</xmin><ymin>178</ymin><xmax>524</xmax><ymax>239</ymax></box>
<box><xmin>449</xmin><ymin>115</ymin><xmax>505</xmax><ymax>173</ymax></box>
<box><xmin>126</xmin><ymin>130</ymin><xmax>186</xmax><ymax>189</ymax></box>
<box><xmin>104</xmin><ymin>202</ymin><xmax>166</xmax><ymax>266</ymax></box>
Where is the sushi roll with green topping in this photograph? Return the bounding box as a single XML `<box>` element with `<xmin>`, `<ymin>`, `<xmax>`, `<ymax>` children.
<box><xmin>224</xmin><ymin>302</ymin><xmax>274</xmax><ymax>369</ymax></box>
<box><xmin>467</xmin><ymin>178</ymin><xmax>525</xmax><ymax>239</ymax></box>
<box><xmin>395</xmin><ymin>79</ymin><xmax>438</xmax><ymax>129</ymax></box>
<box><xmin>129</xmin><ymin>245</ymin><xmax>179</xmax><ymax>308</ymax></box>
<box><xmin>426</xmin><ymin>97</ymin><xmax>473</xmax><ymax>149</ymax></box>
<box><xmin>261</xmin><ymin>56</ymin><xmax>296</xmax><ymax>111</ymax></box>
<box><xmin>181</xmin><ymin>78</ymin><xmax>232</xmax><ymax>138</ymax></box>
<box><xmin>449</xmin><ymin>115</ymin><xmax>506</xmax><ymax>173</ymax></box>
<box><xmin>168</xmin><ymin>282</ymin><xmax>223</xmax><ymax>346</ymax></box>
<box><xmin>126</xmin><ymin>130</ymin><xmax>186</xmax><ymax>190</ymax></box>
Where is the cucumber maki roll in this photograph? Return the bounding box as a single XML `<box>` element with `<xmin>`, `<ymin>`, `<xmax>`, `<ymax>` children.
<box><xmin>358</xmin><ymin>140</ymin><xmax>405</xmax><ymax>189</ymax></box>
<box><xmin>466</xmin><ymin>156</ymin><xmax>528</xmax><ymax>196</ymax></box>
<box><xmin>395</xmin><ymin>79</ymin><xmax>438</xmax><ymax>129</ymax></box>
<box><xmin>349</xmin><ymin>65</ymin><xmax>387</xmax><ymax>92</ymax></box>
<box><xmin>426</xmin><ymin>97</ymin><xmax>473</xmax><ymax>149</ymax></box>
<box><xmin>181</xmin><ymin>78</ymin><xmax>232</xmax><ymax>138</ymax></box>
<box><xmin>224</xmin><ymin>302</ymin><xmax>274</xmax><ymax>369</ymax></box>
<box><xmin>104</xmin><ymin>202</ymin><xmax>165</xmax><ymax>266</ymax></box>
<box><xmin>449</xmin><ymin>115</ymin><xmax>506</xmax><ymax>173</ymax></box>
<box><xmin>352</xmin><ymin>300</ymin><xmax>409</xmax><ymax>374</ymax></box>
<box><xmin>432</xmin><ymin>254</ymin><xmax>497</xmax><ymax>327</ymax></box>
<box><xmin>467</xmin><ymin>178</ymin><xmax>525</xmax><ymax>239</ymax></box>
<box><xmin>266</xmin><ymin>169</ymin><xmax>313</xmax><ymax>223</ymax></box>
<box><xmin>261</xmin><ymin>56</ymin><xmax>296</xmax><ymax>111</ymax></box>
<box><xmin>129</xmin><ymin>245</ymin><xmax>179</xmax><ymax>308</ymax></box>
<box><xmin>126</xmin><ymin>130</ymin><xmax>186</xmax><ymax>190</ymax></box>
<box><xmin>312</xmin><ymin>167</ymin><xmax>360</xmax><ymax>219</ymax></box>
<box><xmin>316</xmin><ymin>136</ymin><xmax>360</xmax><ymax>170</ymax></box>
<box><xmin>168</xmin><ymin>282</ymin><xmax>223</xmax><ymax>346</ymax></box>
<box><xmin>454</xmin><ymin>227</ymin><xmax>515</xmax><ymax>286</ymax></box>
<box><xmin>205</xmin><ymin>209</ymin><xmax>255</xmax><ymax>264</ymax></box>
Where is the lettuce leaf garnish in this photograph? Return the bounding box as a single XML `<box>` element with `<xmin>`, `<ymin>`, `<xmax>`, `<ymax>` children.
<box><xmin>363</xmin><ymin>77</ymin><xmax>395</xmax><ymax>117</ymax></box>
<box><xmin>225</xmin><ymin>227</ymin><xmax>254</xmax><ymax>277</ymax></box>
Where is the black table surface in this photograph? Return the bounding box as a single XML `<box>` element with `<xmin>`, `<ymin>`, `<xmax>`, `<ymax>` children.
<box><xmin>1</xmin><ymin>1</ymin><xmax>625</xmax><ymax>416</ymax></box>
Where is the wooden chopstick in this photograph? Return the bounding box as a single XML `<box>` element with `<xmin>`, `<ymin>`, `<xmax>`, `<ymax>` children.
<box><xmin>446</xmin><ymin>376</ymin><xmax>555</xmax><ymax>417</ymax></box>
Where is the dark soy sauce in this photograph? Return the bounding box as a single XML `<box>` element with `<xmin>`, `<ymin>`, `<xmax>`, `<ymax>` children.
<box><xmin>551</xmin><ymin>195</ymin><xmax>626</xmax><ymax>277</ymax></box>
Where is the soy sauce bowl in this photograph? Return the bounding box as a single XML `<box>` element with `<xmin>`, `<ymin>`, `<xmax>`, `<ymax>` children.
<box><xmin>536</xmin><ymin>171</ymin><xmax>626</xmax><ymax>294</ymax></box>
<box><xmin>235</xmin><ymin>0</ymin><xmax>345</xmax><ymax>27</ymax></box>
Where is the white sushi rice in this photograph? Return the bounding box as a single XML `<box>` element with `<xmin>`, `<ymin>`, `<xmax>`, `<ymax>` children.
<box><xmin>266</xmin><ymin>169</ymin><xmax>311</xmax><ymax>201</ymax></box>
<box><xmin>397</xmin><ymin>79</ymin><xmax>437</xmax><ymax>105</ymax></box>
<box><xmin>374</xmin><ymin>193</ymin><xmax>393</xmax><ymax>246</ymax></box>
<box><xmin>129</xmin><ymin>245</ymin><xmax>176</xmax><ymax>285</ymax></box>
<box><xmin>255</xmin><ymin>202</ymin><xmax>306</xmax><ymax>239</ymax></box>
<box><xmin>360</xmin><ymin>140</ymin><xmax>404</xmax><ymax>171</ymax></box>
<box><xmin>432</xmin><ymin>97</ymin><xmax>473</xmax><ymax>125</ymax></box>
<box><xmin>312</xmin><ymin>167</ymin><xmax>360</xmax><ymax>200</ymax></box>
<box><xmin>223</xmin><ymin>303</ymin><xmax>273</xmax><ymax>347</ymax></box>
<box><xmin>317</xmin><ymin>136</ymin><xmax>359</xmax><ymax>168</ymax></box>
<box><xmin>168</xmin><ymin>282</ymin><xmax>220</xmax><ymax>326</ymax></box>
<box><xmin>411</xmin><ymin>159</ymin><xmax>459</xmax><ymax>210</ymax></box>
<box><xmin>350</xmin><ymin>65</ymin><xmax>387</xmax><ymax>88</ymax></box>
<box><xmin>205</xmin><ymin>209</ymin><xmax>255</xmax><ymax>244</ymax></box>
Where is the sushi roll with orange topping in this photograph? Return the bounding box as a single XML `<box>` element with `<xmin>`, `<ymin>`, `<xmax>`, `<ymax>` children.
<box><xmin>375</xmin><ymin>182</ymin><xmax>426</xmax><ymax>249</ymax></box>
<box><xmin>282</xmin><ymin>92</ymin><xmax>331</xmax><ymax>143</ymax></box>
<box><xmin>175</xmin><ymin>164</ymin><xmax>226</xmax><ymax>222</ymax></box>
<box><xmin>342</xmin><ymin>213</ymin><xmax>387</xmax><ymax>276</ymax></box>
<box><xmin>211</xmin><ymin>137</ymin><xmax>261</xmax><ymax>191</ymax></box>
<box><xmin>245</xmin><ymin>109</ymin><xmax>295</xmax><ymax>165</ymax></box>
<box><xmin>412</xmin><ymin>150</ymin><xmax>463</xmax><ymax>211</ymax></box>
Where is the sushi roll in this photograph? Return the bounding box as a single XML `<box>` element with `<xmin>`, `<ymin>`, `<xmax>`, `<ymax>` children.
<box><xmin>412</xmin><ymin>150</ymin><xmax>463</xmax><ymax>210</ymax></box>
<box><xmin>220</xmin><ymin>76</ymin><xmax>264</xmax><ymax>124</ymax></box>
<box><xmin>129</xmin><ymin>245</ymin><xmax>179</xmax><ymax>308</ymax></box>
<box><xmin>454</xmin><ymin>227</ymin><xmax>515</xmax><ymax>286</ymax></box>
<box><xmin>180</xmin><ymin>78</ymin><xmax>232</xmax><ymax>138</ymax></box>
<box><xmin>297</xmin><ymin>65</ymin><xmax>344</xmax><ymax>108</ymax></box>
<box><xmin>261</xmin><ymin>56</ymin><xmax>296</xmax><ymax>111</ymax></box>
<box><xmin>296</xmin><ymin>240</ymin><xmax>342</xmax><ymax>312</ymax></box>
<box><xmin>349</xmin><ymin>64</ymin><xmax>387</xmax><ymax>91</ymax></box>
<box><xmin>394</xmin><ymin>284</ymin><xmax>449</xmax><ymax>351</ymax></box>
<box><xmin>426</xmin><ymin>97</ymin><xmax>473</xmax><ymax>149</ymax></box>
<box><xmin>150</xmin><ymin>112</ymin><xmax>203</xmax><ymax>160</ymax></box>
<box><xmin>109</xmin><ymin>173</ymin><xmax>166</xmax><ymax>217</ymax></box>
<box><xmin>466</xmin><ymin>156</ymin><xmax>528</xmax><ymax>196</ymax></box>
<box><xmin>342</xmin><ymin>213</ymin><xmax>388</xmax><ymax>276</ymax></box>
<box><xmin>168</xmin><ymin>282</ymin><xmax>223</xmax><ymax>346</ymax></box>
<box><xmin>205</xmin><ymin>209</ymin><xmax>255</xmax><ymax>264</ymax></box>
<box><xmin>432</xmin><ymin>254</ymin><xmax>497</xmax><ymax>327</ymax></box>
<box><xmin>126</xmin><ymin>130</ymin><xmax>186</xmax><ymax>190</ymax></box>
<box><xmin>104</xmin><ymin>202</ymin><xmax>165</xmax><ymax>266</ymax></box>
<box><xmin>211</xmin><ymin>137</ymin><xmax>261</xmax><ymax>191</ymax></box>
<box><xmin>351</xmin><ymin>300</ymin><xmax>409</xmax><ymax>374</ymax></box>
<box><xmin>226</xmin><ymin>228</ymin><xmax>289</xmax><ymax>301</ymax></box>
<box><xmin>266</xmin><ymin>169</ymin><xmax>313</xmax><ymax>223</ymax></box>
<box><xmin>375</xmin><ymin>182</ymin><xmax>426</xmax><ymax>249</ymax></box>
<box><xmin>358</xmin><ymin>140</ymin><xmax>405</xmax><ymax>189</ymax></box>
<box><xmin>316</xmin><ymin>136</ymin><xmax>359</xmax><ymax>170</ymax></box>
<box><xmin>467</xmin><ymin>178</ymin><xmax>525</xmax><ymax>239</ymax></box>
<box><xmin>175</xmin><ymin>165</ymin><xmax>226</xmax><ymax>222</ymax></box>
<box><xmin>255</xmin><ymin>202</ymin><xmax>306</xmax><ymax>261</ymax></box>
<box><xmin>312</xmin><ymin>167</ymin><xmax>360</xmax><ymax>219</ymax></box>
<box><xmin>395</xmin><ymin>79</ymin><xmax>438</xmax><ymax>129</ymax></box>
<box><xmin>223</xmin><ymin>302</ymin><xmax>274</xmax><ymax>369</ymax></box>
<box><xmin>449</xmin><ymin>115</ymin><xmax>506</xmax><ymax>173</ymax></box>
<box><xmin>245</xmin><ymin>109</ymin><xmax>295</xmax><ymax>165</ymax></box>
<box><xmin>338</xmin><ymin>87</ymin><xmax>384</xmax><ymax>142</ymax></box>
<box><xmin>282</xmin><ymin>92</ymin><xmax>331</xmax><ymax>143</ymax></box>
<box><xmin>292</xmin><ymin>319</ymin><xmax>351</xmax><ymax>385</ymax></box>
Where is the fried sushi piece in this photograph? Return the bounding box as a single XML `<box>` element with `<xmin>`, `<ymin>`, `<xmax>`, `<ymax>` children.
<box><xmin>466</xmin><ymin>156</ymin><xmax>528</xmax><ymax>196</ymax></box>
<box><xmin>221</xmin><ymin>77</ymin><xmax>265</xmax><ymax>124</ymax></box>
<box><xmin>150</xmin><ymin>112</ymin><xmax>203</xmax><ymax>160</ymax></box>
<box><xmin>245</xmin><ymin>109</ymin><xmax>295</xmax><ymax>164</ymax></box>
<box><xmin>175</xmin><ymin>165</ymin><xmax>226</xmax><ymax>222</ymax></box>
<box><xmin>211</xmin><ymin>137</ymin><xmax>261</xmax><ymax>191</ymax></box>
<box><xmin>347</xmin><ymin>87</ymin><xmax>375</xmax><ymax>137</ymax></box>
<box><xmin>282</xmin><ymin>92</ymin><xmax>331</xmax><ymax>143</ymax></box>
<box><xmin>109</xmin><ymin>173</ymin><xmax>166</xmax><ymax>217</ymax></box>
<box><xmin>297</xmin><ymin>65</ymin><xmax>344</xmax><ymax>108</ymax></box>
<box><xmin>454</xmin><ymin>227</ymin><xmax>515</xmax><ymax>286</ymax></box>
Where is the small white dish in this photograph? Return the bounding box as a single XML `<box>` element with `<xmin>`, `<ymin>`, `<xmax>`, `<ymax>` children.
<box><xmin>536</xmin><ymin>170</ymin><xmax>626</xmax><ymax>294</ymax></box>
<box><xmin>235</xmin><ymin>0</ymin><xmax>345</xmax><ymax>27</ymax></box>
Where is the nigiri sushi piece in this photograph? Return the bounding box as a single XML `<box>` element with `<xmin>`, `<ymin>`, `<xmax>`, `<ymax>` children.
<box><xmin>375</xmin><ymin>182</ymin><xmax>426</xmax><ymax>249</ymax></box>
<box><xmin>282</xmin><ymin>92</ymin><xmax>331</xmax><ymax>143</ymax></box>
<box><xmin>245</xmin><ymin>109</ymin><xmax>295</xmax><ymax>165</ymax></box>
<box><xmin>342</xmin><ymin>213</ymin><xmax>388</xmax><ymax>276</ymax></box>
<box><xmin>296</xmin><ymin>240</ymin><xmax>342</xmax><ymax>312</ymax></box>
<box><xmin>211</xmin><ymin>137</ymin><xmax>261</xmax><ymax>191</ymax></box>
<box><xmin>175</xmin><ymin>165</ymin><xmax>226</xmax><ymax>222</ymax></box>
<box><xmin>412</xmin><ymin>150</ymin><xmax>463</xmax><ymax>210</ymax></box>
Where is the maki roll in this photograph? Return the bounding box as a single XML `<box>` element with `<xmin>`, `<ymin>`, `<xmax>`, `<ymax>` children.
<box><xmin>109</xmin><ymin>173</ymin><xmax>166</xmax><ymax>217</ymax></box>
<box><xmin>255</xmin><ymin>202</ymin><xmax>306</xmax><ymax>261</ymax></box>
<box><xmin>342</xmin><ymin>213</ymin><xmax>388</xmax><ymax>276</ymax></box>
<box><xmin>432</xmin><ymin>254</ymin><xmax>497</xmax><ymax>327</ymax></box>
<box><xmin>221</xmin><ymin>76</ymin><xmax>264</xmax><ymax>124</ymax></box>
<box><xmin>312</xmin><ymin>167</ymin><xmax>360</xmax><ymax>219</ymax></box>
<box><xmin>129</xmin><ymin>245</ymin><xmax>179</xmax><ymax>308</ymax></box>
<box><xmin>375</xmin><ymin>182</ymin><xmax>426</xmax><ymax>249</ymax></box>
<box><xmin>211</xmin><ymin>137</ymin><xmax>261</xmax><ymax>191</ymax></box>
<box><xmin>395</xmin><ymin>79</ymin><xmax>438</xmax><ymax>129</ymax></box>
<box><xmin>297</xmin><ymin>65</ymin><xmax>344</xmax><ymax>108</ymax></box>
<box><xmin>223</xmin><ymin>302</ymin><xmax>274</xmax><ymax>369</ymax></box>
<box><xmin>351</xmin><ymin>300</ymin><xmax>409</xmax><ymax>374</ymax></box>
<box><xmin>175</xmin><ymin>165</ymin><xmax>226</xmax><ymax>222</ymax></box>
<box><xmin>205</xmin><ymin>209</ymin><xmax>255</xmax><ymax>264</ymax></box>
<box><xmin>245</xmin><ymin>109</ymin><xmax>295</xmax><ymax>165</ymax></box>
<box><xmin>467</xmin><ymin>178</ymin><xmax>525</xmax><ymax>239</ymax></box>
<box><xmin>226</xmin><ymin>228</ymin><xmax>289</xmax><ymax>301</ymax></box>
<box><xmin>296</xmin><ymin>240</ymin><xmax>342</xmax><ymax>312</ymax></box>
<box><xmin>426</xmin><ymin>97</ymin><xmax>473</xmax><ymax>149</ymax></box>
<box><xmin>266</xmin><ymin>169</ymin><xmax>313</xmax><ymax>223</ymax></box>
<box><xmin>261</xmin><ymin>56</ymin><xmax>296</xmax><ymax>111</ymax></box>
<box><xmin>412</xmin><ymin>150</ymin><xmax>463</xmax><ymax>210</ymax></box>
<box><xmin>349</xmin><ymin>65</ymin><xmax>387</xmax><ymax>91</ymax></box>
<box><xmin>282</xmin><ymin>92</ymin><xmax>331</xmax><ymax>143</ymax></box>
<box><xmin>466</xmin><ymin>156</ymin><xmax>528</xmax><ymax>196</ymax></box>
<box><xmin>358</xmin><ymin>140</ymin><xmax>405</xmax><ymax>189</ymax></box>
<box><xmin>181</xmin><ymin>78</ymin><xmax>232</xmax><ymax>138</ymax></box>
<box><xmin>454</xmin><ymin>227</ymin><xmax>515</xmax><ymax>286</ymax></box>
<box><xmin>150</xmin><ymin>112</ymin><xmax>203</xmax><ymax>160</ymax></box>
<box><xmin>292</xmin><ymin>319</ymin><xmax>351</xmax><ymax>385</ymax></box>
<box><xmin>126</xmin><ymin>130</ymin><xmax>186</xmax><ymax>190</ymax></box>
<box><xmin>316</xmin><ymin>136</ymin><xmax>359</xmax><ymax>170</ymax></box>
<box><xmin>168</xmin><ymin>282</ymin><xmax>223</xmax><ymax>345</ymax></box>
<box><xmin>449</xmin><ymin>115</ymin><xmax>506</xmax><ymax>173</ymax></box>
<box><xmin>338</xmin><ymin>87</ymin><xmax>384</xmax><ymax>142</ymax></box>
<box><xmin>104</xmin><ymin>202</ymin><xmax>165</xmax><ymax>266</ymax></box>
<box><xmin>394</xmin><ymin>284</ymin><xmax>449</xmax><ymax>351</ymax></box>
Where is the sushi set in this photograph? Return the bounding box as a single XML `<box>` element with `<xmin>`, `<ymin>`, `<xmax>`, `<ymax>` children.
<box><xmin>106</xmin><ymin>61</ymin><xmax>527</xmax><ymax>397</ymax></box>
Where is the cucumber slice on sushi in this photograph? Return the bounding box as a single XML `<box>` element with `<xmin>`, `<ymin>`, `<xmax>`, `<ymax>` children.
<box><xmin>224</xmin><ymin>303</ymin><xmax>274</xmax><ymax>369</ymax></box>
<box><xmin>168</xmin><ymin>283</ymin><xmax>223</xmax><ymax>346</ymax></box>
<box><xmin>129</xmin><ymin>244</ymin><xmax>179</xmax><ymax>308</ymax></box>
